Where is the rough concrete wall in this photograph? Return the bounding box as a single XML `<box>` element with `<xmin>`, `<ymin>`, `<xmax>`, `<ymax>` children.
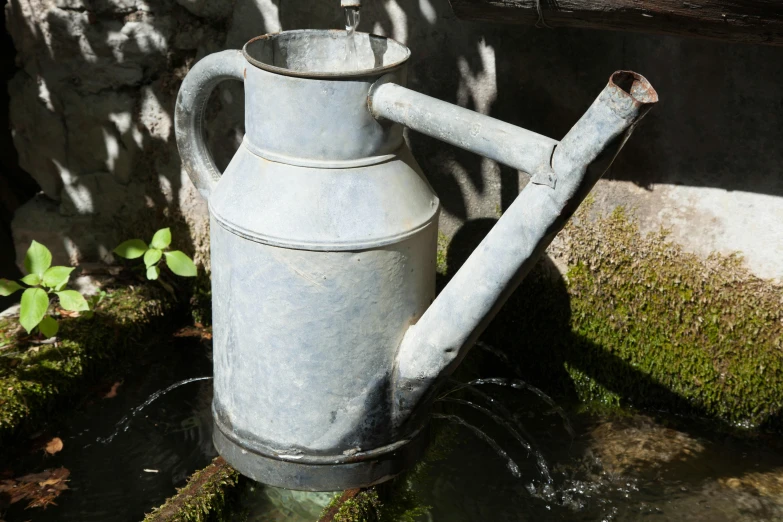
<box><xmin>6</xmin><ymin>0</ymin><xmax>783</xmax><ymax>282</ymax></box>
<box><xmin>5</xmin><ymin>0</ymin><xmax>232</xmax><ymax>268</ymax></box>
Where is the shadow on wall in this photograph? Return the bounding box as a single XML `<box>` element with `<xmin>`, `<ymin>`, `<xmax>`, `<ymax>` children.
<box><xmin>5</xmin><ymin>0</ymin><xmax>783</xmax><ymax>273</ymax></box>
<box><xmin>4</xmin><ymin>0</ymin><xmax>241</xmax><ymax>271</ymax></box>
<box><xmin>274</xmin><ymin>0</ymin><xmax>783</xmax><ymax>213</ymax></box>
<box><xmin>0</xmin><ymin>0</ymin><xmax>39</xmax><ymax>311</ymax></box>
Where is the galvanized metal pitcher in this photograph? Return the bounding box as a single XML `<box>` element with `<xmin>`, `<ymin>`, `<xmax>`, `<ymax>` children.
<box><xmin>175</xmin><ymin>29</ymin><xmax>657</xmax><ymax>491</ymax></box>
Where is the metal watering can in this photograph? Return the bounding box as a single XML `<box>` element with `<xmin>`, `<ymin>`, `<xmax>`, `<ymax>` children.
<box><xmin>175</xmin><ymin>29</ymin><xmax>657</xmax><ymax>491</ymax></box>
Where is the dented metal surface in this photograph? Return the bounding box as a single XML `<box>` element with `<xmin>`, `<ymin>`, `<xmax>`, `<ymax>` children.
<box><xmin>175</xmin><ymin>26</ymin><xmax>657</xmax><ymax>491</ymax></box>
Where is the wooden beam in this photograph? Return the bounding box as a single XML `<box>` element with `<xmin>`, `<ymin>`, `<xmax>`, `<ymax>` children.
<box><xmin>448</xmin><ymin>0</ymin><xmax>783</xmax><ymax>46</ymax></box>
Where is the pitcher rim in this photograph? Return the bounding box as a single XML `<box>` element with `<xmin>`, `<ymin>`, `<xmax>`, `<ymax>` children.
<box><xmin>242</xmin><ymin>29</ymin><xmax>411</xmax><ymax>79</ymax></box>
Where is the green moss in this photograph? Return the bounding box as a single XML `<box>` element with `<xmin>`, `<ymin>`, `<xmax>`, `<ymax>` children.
<box><xmin>143</xmin><ymin>457</ymin><xmax>241</xmax><ymax>522</ymax></box>
<box><xmin>482</xmin><ymin>203</ymin><xmax>783</xmax><ymax>429</ymax></box>
<box><xmin>322</xmin><ymin>490</ymin><xmax>382</xmax><ymax>522</ymax></box>
<box><xmin>0</xmin><ymin>285</ymin><xmax>178</xmax><ymax>447</ymax></box>
<box><xmin>319</xmin><ymin>419</ymin><xmax>461</xmax><ymax>522</ymax></box>
<box><xmin>320</xmin><ymin>482</ymin><xmax>428</xmax><ymax>522</ymax></box>
<box><xmin>436</xmin><ymin>231</ymin><xmax>450</xmax><ymax>276</ymax></box>
<box><xmin>189</xmin><ymin>273</ymin><xmax>213</xmax><ymax>327</ymax></box>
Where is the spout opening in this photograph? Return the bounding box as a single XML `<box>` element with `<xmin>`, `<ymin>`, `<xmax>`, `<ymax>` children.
<box><xmin>609</xmin><ymin>71</ymin><xmax>659</xmax><ymax>105</ymax></box>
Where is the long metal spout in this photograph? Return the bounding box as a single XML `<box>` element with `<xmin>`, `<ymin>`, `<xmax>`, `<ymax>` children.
<box><xmin>378</xmin><ymin>71</ymin><xmax>658</xmax><ymax>431</ymax></box>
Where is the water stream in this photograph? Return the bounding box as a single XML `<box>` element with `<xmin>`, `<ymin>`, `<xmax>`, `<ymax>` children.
<box><xmin>437</xmin><ymin>396</ymin><xmax>552</xmax><ymax>482</ymax></box>
<box><xmin>434</xmin><ymin>413</ymin><xmax>523</xmax><ymax>478</ymax></box>
<box><xmin>342</xmin><ymin>6</ymin><xmax>360</xmax><ymax>71</ymax></box>
<box><xmin>97</xmin><ymin>376</ymin><xmax>212</xmax><ymax>445</ymax></box>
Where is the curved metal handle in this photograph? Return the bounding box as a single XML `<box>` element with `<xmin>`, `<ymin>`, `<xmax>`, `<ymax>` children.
<box><xmin>175</xmin><ymin>49</ymin><xmax>245</xmax><ymax>200</ymax></box>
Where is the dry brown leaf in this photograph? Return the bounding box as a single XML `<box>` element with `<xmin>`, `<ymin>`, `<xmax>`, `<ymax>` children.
<box><xmin>174</xmin><ymin>326</ymin><xmax>213</xmax><ymax>341</ymax></box>
<box><xmin>103</xmin><ymin>381</ymin><xmax>122</xmax><ymax>399</ymax></box>
<box><xmin>44</xmin><ymin>438</ymin><xmax>63</xmax><ymax>455</ymax></box>
<box><xmin>0</xmin><ymin>467</ymin><xmax>69</xmax><ymax>510</ymax></box>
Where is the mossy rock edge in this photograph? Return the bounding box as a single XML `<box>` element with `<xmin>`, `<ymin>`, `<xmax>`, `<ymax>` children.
<box><xmin>478</xmin><ymin>202</ymin><xmax>783</xmax><ymax>430</ymax></box>
<box><xmin>0</xmin><ymin>284</ymin><xmax>181</xmax><ymax>450</ymax></box>
<box><xmin>143</xmin><ymin>457</ymin><xmax>241</xmax><ymax>522</ymax></box>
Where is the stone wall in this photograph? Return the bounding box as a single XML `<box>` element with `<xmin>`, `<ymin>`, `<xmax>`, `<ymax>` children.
<box><xmin>0</xmin><ymin>4</ymin><xmax>36</xmax><ymax>312</ymax></box>
<box><xmin>5</xmin><ymin>0</ymin><xmax>227</xmax><ymax>268</ymax></box>
<box><xmin>5</xmin><ymin>0</ymin><xmax>783</xmax><ymax>283</ymax></box>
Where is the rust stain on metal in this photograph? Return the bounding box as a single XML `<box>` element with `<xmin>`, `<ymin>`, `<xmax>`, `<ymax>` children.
<box><xmin>607</xmin><ymin>70</ymin><xmax>659</xmax><ymax>106</ymax></box>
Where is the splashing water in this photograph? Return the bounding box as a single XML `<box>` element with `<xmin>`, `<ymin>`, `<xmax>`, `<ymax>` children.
<box><xmin>343</xmin><ymin>6</ymin><xmax>360</xmax><ymax>71</ymax></box>
<box><xmin>438</xmin><ymin>397</ymin><xmax>552</xmax><ymax>483</ymax></box>
<box><xmin>433</xmin><ymin>413</ymin><xmax>521</xmax><ymax>478</ymax></box>
<box><xmin>471</xmin><ymin>343</ymin><xmax>576</xmax><ymax>438</ymax></box>
<box><xmin>97</xmin><ymin>376</ymin><xmax>212</xmax><ymax>444</ymax></box>
<box><xmin>469</xmin><ymin>377</ymin><xmax>574</xmax><ymax>437</ymax></box>
<box><xmin>443</xmin><ymin>379</ymin><xmax>542</xmax><ymax>453</ymax></box>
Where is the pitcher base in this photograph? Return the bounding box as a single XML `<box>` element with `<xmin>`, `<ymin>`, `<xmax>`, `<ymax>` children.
<box><xmin>212</xmin><ymin>422</ymin><xmax>430</xmax><ymax>491</ymax></box>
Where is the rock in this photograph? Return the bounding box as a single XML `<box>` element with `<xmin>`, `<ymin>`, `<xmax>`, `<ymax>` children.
<box><xmin>588</xmin><ymin>415</ymin><xmax>705</xmax><ymax>476</ymax></box>
<box><xmin>5</xmin><ymin>0</ymin><xmax>222</xmax><ymax>268</ymax></box>
<box><xmin>7</xmin><ymin>72</ymin><xmax>67</xmax><ymax>199</ymax></box>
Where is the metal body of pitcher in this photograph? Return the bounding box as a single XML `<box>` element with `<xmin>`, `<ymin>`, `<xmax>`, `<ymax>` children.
<box><xmin>176</xmin><ymin>30</ymin><xmax>657</xmax><ymax>491</ymax></box>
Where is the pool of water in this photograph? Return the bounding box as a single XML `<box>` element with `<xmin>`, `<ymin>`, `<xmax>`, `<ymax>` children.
<box><xmin>0</xmin><ymin>335</ymin><xmax>215</xmax><ymax>521</ymax></box>
<box><xmin>236</xmin><ymin>387</ymin><xmax>783</xmax><ymax>521</ymax></box>
<box><xmin>413</xmin><ymin>400</ymin><xmax>783</xmax><ymax>522</ymax></box>
<box><xmin>3</xmin><ymin>336</ymin><xmax>782</xmax><ymax>522</ymax></box>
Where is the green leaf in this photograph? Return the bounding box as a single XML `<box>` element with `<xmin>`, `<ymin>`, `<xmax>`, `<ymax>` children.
<box><xmin>42</xmin><ymin>266</ymin><xmax>75</xmax><ymax>289</ymax></box>
<box><xmin>164</xmin><ymin>251</ymin><xmax>197</xmax><ymax>277</ymax></box>
<box><xmin>150</xmin><ymin>228</ymin><xmax>172</xmax><ymax>250</ymax></box>
<box><xmin>20</xmin><ymin>287</ymin><xmax>49</xmax><ymax>333</ymax></box>
<box><xmin>24</xmin><ymin>240</ymin><xmax>52</xmax><ymax>277</ymax></box>
<box><xmin>38</xmin><ymin>316</ymin><xmax>59</xmax><ymax>338</ymax></box>
<box><xmin>146</xmin><ymin>265</ymin><xmax>160</xmax><ymax>280</ymax></box>
<box><xmin>20</xmin><ymin>273</ymin><xmax>41</xmax><ymax>286</ymax></box>
<box><xmin>144</xmin><ymin>248</ymin><xmax>162</xmax><ymax>268</ymax></box>
<box><xmin>113</xmin><ymin>239</ymin><xmax>148</xmax><ymax>260</ymax></box>
<box><xmin>56</xmin><ymin>290</ymin><xmax>90</xmax><ymax>312</ymax></box>
<box><xmin>0</xmin><ymin>279</ymin><xmax>23</xmax><ymax>296</ymax></box>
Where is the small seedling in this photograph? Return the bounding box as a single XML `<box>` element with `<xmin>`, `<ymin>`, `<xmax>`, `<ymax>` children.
<box><xmin>0</xmin><ymin>241</ymin><xmax>90</xmax><ymax>337</ymax></box>
<box><xmin>114</xmin><ymin>228</ymin><xmax>197</xmax><ymax>285</ymax></box>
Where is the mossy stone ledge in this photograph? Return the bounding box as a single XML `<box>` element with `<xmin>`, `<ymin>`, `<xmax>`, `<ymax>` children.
<box><xmin>478</xmin><ymin>203</ymin><xmax>783</xmax><ymax>430</ymax></box>
<box><xmin>143</xmin><ymin>457</ymin><xmax>241</xmax><ymax>522</ymax></box>
<box><xmin>0</xmin><ymin>284</ymin><xmax>180</xmax><ymax>450</ymax></box>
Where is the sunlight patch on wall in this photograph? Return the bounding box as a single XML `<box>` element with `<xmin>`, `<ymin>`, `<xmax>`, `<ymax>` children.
<box><xmin>419</xmin><ymin>0</ymin><xmax>437</xmax><ymax>24</ymax></box>
<box><xmin>53</xmin><ymin>159</ymin><xmax>94</xmax><ymax>215</ymax></box>
<box><xmin>457</xmin><ymin>39</ymin><xmax>497</xmax><ymax>115</ymax></box>
<box><xmin>385</xmin><ymin>0</ymin><xmax>408</xmax><ymax>43</ymax></box>
<box><xmin>35</xmin><ymin>76</ymin><xmax>56</xmax><ymax>112</ymax></box>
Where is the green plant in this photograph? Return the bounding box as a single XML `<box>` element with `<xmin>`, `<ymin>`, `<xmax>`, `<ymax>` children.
<box><xmin>0</xmin><ymin>241</ymin><xmax>89</xmax><ymax>337</ymax></box>
<box><xmin>114</xmin><ymin>228</ymin><xmax>197</xmax><ymax>283</ymax></box>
